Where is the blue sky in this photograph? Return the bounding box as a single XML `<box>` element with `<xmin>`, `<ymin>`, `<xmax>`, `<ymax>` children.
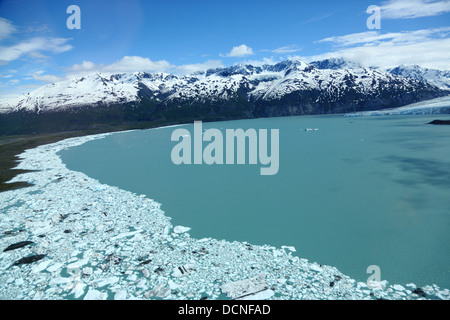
<box><xmin>1</xmin><ymin>0</ymin><xmax>450</xmax><ymax>98</ymax></box>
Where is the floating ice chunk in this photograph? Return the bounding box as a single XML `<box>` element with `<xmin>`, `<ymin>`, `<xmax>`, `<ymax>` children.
<box><xmin>31</xmin><ymin>260</ymin><xmax>52</xmax><ymax>273</ymax></box>
<box><xmin>111</xmin><ymin>230</ymin><xmax>142</xmax><ymax>240</ymax></box>
<box><xmin>168</xmin><ymin>280</ymin><xmax>179</xmax><ymax>290</ymax></box>
<box><xmin>114</xmin><ymin>290</ymin><xmax>127</xmax><ymax>300</ymax></box>
<box><xmin>281</xmin><ymin>246</ymin><xmax>296</xmax><ymax>252</ymax></box>
<box><xmin>146</xmin><ymin>283</ymin><xmax>170</xmax><ymax>298</ymax></box>
<box><xmin>33</xmin><ymin>291</ymin><xmax>44</xmax><ymax>300</ymax></box>
<box><xmin>172</xmin><ymin>268</ymin><xmax>183</xmax><ymax>278</ymax></box>
<box><xmin>221</xmin><ymin>274</ymin><xmax>270</xmax><ymax>300</ymax></box>
<box><xmin>141</xmin><ymin>269</ymin><xmax>150</xmax><ymax>277</ymax></box>
<box><xmin>71</xmin><ymin>282</ymin><xmax>86</xmax><ymax>299</ymax></box>
<box><xmin>172</xmin><ymin>264</ymin><xmax>194</xmax><ymax>277</ymax></box>
<box><xmin>82</xmin><ymin>267</ymin><xmax>93</xmax><ymax>276</ymax></box>
<box><xmin>84</xmin><ymin>288</ymin><xmax>107</xmax><ymax>300</ymax></box>
<box><xmin>173</xmin><ymin>226</ymin><xmax>191</xmax><ymax>234</ymax></box>
<box><xmin>239</xmin><ymin>289</ymin><xmax>274</xmax><ymax>300</ymax></box>
<box><xmin>272</xmin><ymin>249</ymin><xmax>283</xmax><ymax>258</ymax></box>
<box><xmin>67</xmin><ymin>257</ymin><xmax>89</xmax><ymax>270</ymax></box>
<box><xmin>97</xmin><ymin>276</ymin><xmax>119</xmax><ymax>288</ymax></box>
<box><xmin>33</xmin><ymin>225</ymin><xmax>54</xmax><ymax>235</ymax></box>
<box><xmin>137</xmin><ymin>279</ymin><xmax>147</xmax><ymax>289</ymax></box>
<box><xmin>392</xmin><ymin>284</ymin><xmax>406</xmax><ymax>291</ymax></box>
<box><xmin>367</xmin><ymin>280</ymin><xmax>387</xmax><ymax>290</ymax></box>
<box><xmin>310</xmin><ymin>264</ymin><xmax>323</xmax><ymax>273</ymax></box>
<box><xmin>357</xmin><ymin>282</ymin><xmax>367</xmax><ymax>288</ymax></box>
<box><xmin>46</xmin><ymin>263</ymin><xmax>63</xmax><ymax>273</ymax></box>
<box><xmin>49</xmin><ymin>277</ymin><xmax>70</xmax><ymax>286</ymax></box>
<box><xmin>436</xmin><ymin>292</ymin><xmax>446</xmax><ymax>300</ymax></box>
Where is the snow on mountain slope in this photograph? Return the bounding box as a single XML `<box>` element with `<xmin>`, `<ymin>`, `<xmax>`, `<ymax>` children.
<box><xmin>0</xmin><ymin>59</ymin><xmax>447</xmax><ymax>114</ymax></box>
<box><xmin>165</xmin><ymin>60</ymin><xmax>440</xmax><ymax>104</ymax></box>
<box><xmin>310</xmin><ymin>57</ymin><xmax>363</xmax><ymax>70</ymax></box>
<box><xmin>1</xmin><ymin>73</ymin><xmax>142</xmax><ymax>113</ymax></box>
<box><xmin>387</xmin><ymin>65</ymin><xmax>450</xmax><ymax>90</ymax></box>
<box><xmin>248</xmin><ymin>64</ymin><xmax>415</xmax><ymax>101</ymax></box>
<box><xmin>311</xmin><ymin>59</ymin><xmax>450</xmax><ymax>91</ymax></box>
<box><xmin>165</xmin><ymin>73</ymin><xmax>249</xmax><ymax>103</ymax></box>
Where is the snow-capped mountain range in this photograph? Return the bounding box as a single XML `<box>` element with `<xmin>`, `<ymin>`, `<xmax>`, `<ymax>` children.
<box><xmin>0</xmin><ymin>58</ymin><xmax>448</xmax><ymax>135</ymax></box>
<box><xmin>1</xmin><ymin>58</ymin><xmax>448</xmax><ymax>115</ymax></box>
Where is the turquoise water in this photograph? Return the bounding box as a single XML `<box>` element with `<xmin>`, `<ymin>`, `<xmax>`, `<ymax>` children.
<box><xmin>60</xmin><ymin>114</ymin><xmax>450</xmax><ymax>288</ymax></box>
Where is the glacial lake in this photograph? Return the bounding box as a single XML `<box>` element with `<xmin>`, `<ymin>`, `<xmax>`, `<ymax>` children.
<box><xmin>60</xmin><ymin>114</ymin><xmax>450</xmax><ymax>288</ymax></box>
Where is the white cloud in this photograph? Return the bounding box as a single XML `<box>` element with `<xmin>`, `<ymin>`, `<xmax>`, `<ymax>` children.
<box><xmin>238</xmin><ymin>57</ymin><xmax>280</xmax><ymax>67</ymax></box>
<box><xmin>70</xmin><ymin>61</ymin><xmax>97</xmax><ymax>73</ymax></box>
<box><xmin>0</xmin><ymin>18</ymin><xmax>16</xmax><ymax>40</ymax></box>
<box><xmin>380</xmin><ymin>0</ymin><xmax>450</xmax><ymax>19</ymax></box>
<box><xmin>29</xmin><ymin>73</ymin><xmax>63</xmax><ymax>84</ymax></box>
<box><xmin>271</xmin><ymin>45</ymin><xmax>302</xmax><ymax>54</ymax></box>
<box><xmin>27</xmin><ymin>56</ymin><xmax>224</xmax><ymax>85</ymax></box>
<box><xmin>102</xmin><ymin>56</ymin><xmax>172</xmax><ymax>73</ymax></box>
<box><xmin>310</xmin><ymin>28</ymin><xmax>450</xmax><ymax>70</ymax></box>
<box><xmin>66</xmin><ymin>57</ymin><xmax>225</xmax><ymax>78</ymax></box>
<box><xmin>0</xmin><ymin>37</ymin><xmax>73</xmax><ymax>63</ymax></box>
<box><xmin>65</xmin><ymin>56</ymin><xmax>173</xmax><ymax>79</ymax></box>
<box><xmin>221</xmin><ymin>44</ymin><xmax>254</xmax><ymax>58</ymax></box>
<box><xmin>12</xmin><ymin>56</ymin><xmax>225</xmax><ymax>86</ymax></box>
<box><xmin>28</xmin><ymin>56</ymin><xmax>223</xmax><ymax>86</ymax></box>
<box><xmin>8</xmin><ymin>79</ymin><xmax>20</xmax><ymax>85</ymax></box>
<box><xmin>0</xmin><ymin>83</ymin><xmax>41</xmax><ymax>100</ymax></box>
<box><xmin>318</xmin><ymin>27</ymin><xmax>450</xmax><ymax>46</ymax></box>
<box><xmin>0</xmin><ymin>19</ymin><xmax>70</xmax><ymax>64</ymax></box>
<box><xmin>177</xmin><ymin>60</ymin><xmax>224</xmax><ymax>74</ymax></box>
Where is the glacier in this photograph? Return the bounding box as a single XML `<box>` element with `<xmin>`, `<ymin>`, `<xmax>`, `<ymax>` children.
<box><xmin>345</xmin><ymin>95</ymin><xmax>450</xmax><ymax>117</ymax></box>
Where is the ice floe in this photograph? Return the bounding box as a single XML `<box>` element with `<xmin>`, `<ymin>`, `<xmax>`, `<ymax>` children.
<box><xmin>174</xmin><ymin>226</ymin><xmax>191</xmax><ymax>234</ymax></box>
<box><xmin>0</xmin><ymin>132</ymin><xmax>449</xmax><ymax>300</ymax></box>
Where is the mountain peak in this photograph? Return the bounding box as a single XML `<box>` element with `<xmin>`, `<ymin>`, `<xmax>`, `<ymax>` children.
<box><xmin>387</xmin><ymin>64</ymin><xmax>450</xmax><ymax>89</ymax></box>
<box><xmin>261</xmin><ymin>60</ymin><xmax>312</xmax><ymax>73</ymax></box>
<box><xmin>310</xmin><ymin>57</ymin><xmax>363</xmax><ymax>70</ymax></box>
